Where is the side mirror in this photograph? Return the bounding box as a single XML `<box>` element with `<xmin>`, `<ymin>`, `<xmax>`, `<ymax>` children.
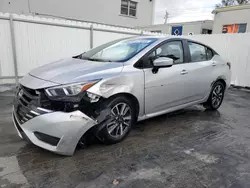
<box><xmin>152</xmin><ymin>57</ymin><xmax>173</xmax><ymax>73</ymax></box>
<box><xmin>153</xmin><ymin>57</ymin><xmax>173</xmax><ymax>67</ymax></box>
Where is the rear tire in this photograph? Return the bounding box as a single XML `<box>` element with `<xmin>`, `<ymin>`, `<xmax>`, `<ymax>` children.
<box><xmin>99</xmin><ymin>96</ymin><xmax>137</xmax><ymax>144</ymax></box>
<box><xmin>203</xmin><ymin>81</ymin><xmax>225</xmax><ymax>110</ymax></box>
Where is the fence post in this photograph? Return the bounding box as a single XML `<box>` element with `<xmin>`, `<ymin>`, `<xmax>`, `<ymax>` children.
<box><xmin>90</xmin><ymin>24</ymin><xmax>94</xmax><ymax>49</ymax></box>
<box><xmin>9</xmin><ymin>14</ymin><xmax>19</xmax><ymax>86</ymax></box>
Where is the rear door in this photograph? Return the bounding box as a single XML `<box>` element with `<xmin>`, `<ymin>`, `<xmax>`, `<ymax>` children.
<box><xmin>185</xmin><ymin>41</ymin><xmax>215</xmax><ymax>100</ymax></box>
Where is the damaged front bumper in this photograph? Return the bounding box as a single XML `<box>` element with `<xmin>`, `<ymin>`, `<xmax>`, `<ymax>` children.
<box><xmin>12</xmin><ymin>83</ymin><xmax>110</xmax><ymax>156</ymax></box>
<box><xmin>12</xmin><ymin>109</ymin><xmax>97</xmax><ymax>156</ymax></box>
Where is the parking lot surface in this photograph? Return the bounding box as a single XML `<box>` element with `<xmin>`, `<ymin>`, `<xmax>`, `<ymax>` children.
<box><xmin>0</xmin><ymin>88</ymin><xmax>250</xmax><ymax>188</ymax></box>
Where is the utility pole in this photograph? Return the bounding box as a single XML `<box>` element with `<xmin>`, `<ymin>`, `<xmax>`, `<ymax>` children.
<box><xmin>28</xmin><ymin>0</ymin><xmax>31</xmax><ymax>13</ymax></box>
<box><xmin>164</xmin><ymin>11</ymin><xmax>169</xmax><ymax>24</ymax></box>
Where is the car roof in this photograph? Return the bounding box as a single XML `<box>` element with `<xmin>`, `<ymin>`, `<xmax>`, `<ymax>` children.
<box><xmin>132</xmin><ymin>35</ymin><xmax>170</xmax><ymax>40</ymax></box>
<box><xmin>131</xmin><ymin>35</ymin><xmax>218</xmax><ymax>54</ymax></box>
<box><xmin>135</xmin><ymin>35</ymin><xmax>189</xmax><ymax>38</ymax></box>
<box><xmin>132</xmin><ymin>35</ymin><xmax>193</xmax><ymax>41</ymax></box>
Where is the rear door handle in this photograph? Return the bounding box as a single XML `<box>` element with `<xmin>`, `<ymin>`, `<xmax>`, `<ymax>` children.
<box><xmin>181</xmin><ymin>70</ymin><xmax>188</xmax><ymax>75</ymax></box>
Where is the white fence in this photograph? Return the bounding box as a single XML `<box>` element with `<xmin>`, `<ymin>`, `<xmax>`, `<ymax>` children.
<box><xmin>188</xmin><ymin>34</ymin><xmax>250</xmax><ymax>88</ymax></box>
<box><xmin>0</xmin><ymin>13</ymin><xmax>158</xmax><ymax>84</ymax></box>
<box><xmin>0</xmin><ymin>13</ymin><xmax>250</xmax><ymax>87</ymax></box>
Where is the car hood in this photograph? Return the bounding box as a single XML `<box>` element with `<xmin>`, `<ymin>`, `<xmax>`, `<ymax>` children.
<box><xmin>29</xmin><ymin>58</ymin><xmax>124</xmax><ymax>85</ymax></box>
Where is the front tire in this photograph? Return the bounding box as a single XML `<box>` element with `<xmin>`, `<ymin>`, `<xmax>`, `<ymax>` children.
<box><xmin>99</xmin><ymin>96</ymin><xmax>137</xmax><ymax>144</ymax></box>
<box><xmin>203</xmin><ymin>81</ymin><xmax>225</xmax><ymax>110</ymax></box>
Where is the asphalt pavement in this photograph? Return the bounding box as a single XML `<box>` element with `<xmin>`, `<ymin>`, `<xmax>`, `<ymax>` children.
<box><xmin>0</xmin><ymin>87</ymin><xmax>250</xmax><ymax>188</ymax></box>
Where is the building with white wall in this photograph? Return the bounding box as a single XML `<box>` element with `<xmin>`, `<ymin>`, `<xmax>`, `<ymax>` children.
<box><xmin>212</xmin><ymin>4</ymin><xmax>250</xmax><ymax>34</ymax></box>
<box><xmin>137</xmin><ymin>20</ymin><xmax>213</xmax><ymax>35</ymax></box>
<box><xmin>0</xmin><ymin>0</ymin><xmax>155</xmax><ymax>27</ymax></box>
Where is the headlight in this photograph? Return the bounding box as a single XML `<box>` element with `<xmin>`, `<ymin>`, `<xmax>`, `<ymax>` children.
<box><xmin>45</xmin><ymin>80</ymin><xmax>100</xmax><ymax>97</ymax></box>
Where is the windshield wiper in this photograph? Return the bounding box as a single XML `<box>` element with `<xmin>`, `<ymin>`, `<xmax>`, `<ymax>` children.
<box><xmin>86</xmin><ymin>58</ymin><xmax>112</xmax><ymax>62</ymax></box>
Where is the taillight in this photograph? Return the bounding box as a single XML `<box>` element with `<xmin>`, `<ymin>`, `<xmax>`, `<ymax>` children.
<box><xmin>227</xmin><ymin>62</ymin><xmax>231</xmax><ymax>70</ymax></box>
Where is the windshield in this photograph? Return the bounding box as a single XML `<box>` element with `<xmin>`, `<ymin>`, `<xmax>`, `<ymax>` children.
<box><xmin>81</xmin><ymin>38</ymin><xmax>158</xmax><ymax>62</ymax></box>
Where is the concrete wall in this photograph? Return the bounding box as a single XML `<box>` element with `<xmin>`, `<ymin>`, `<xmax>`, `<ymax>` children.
<box><xmin>202</xmin><ymin>21</ymin><xmax>214</xmax><ymax>30</ymax></box>
<box><xmin>138</xmin><ymin>24</ymin><xmax>171</xmax><ymax>34</ymax></box>
<box><xmin>177</xmin><ymin>23</ymin><xmax>202</xmax><ymax>35</ymax></box>
<box><xmin>138</xmin><ymin>21</ymin><xmax>213</xmax><ymax>35</ymax></box>
<box><xmin>0</xmin><ymin>0</ymin><xmax>155</xmax><ymax>27</ymax></box>
<box><xmin>213</xmin><ymin>9</ymin><xmax>250</xmax><ymax>33</ymax></box>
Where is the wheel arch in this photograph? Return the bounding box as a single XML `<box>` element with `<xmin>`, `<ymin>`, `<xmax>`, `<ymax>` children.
<box><xmin>204</xmin><ymin>77</ymin><xmax>226</xmax><ymax>110</ymax></box>
<box><xmin>213</xmin><ymin>78</ymin><xmax>227</xmax><ymax>89</ymax></box>
<box><xmin>204</xmin><ymin>77</ymin><xmax>227</xmax><ymax>103</ymax></box>
<box><xmin>107</xmin><ymin>92</ymin><xmax>140</xmax><ymax>119</ymax></box>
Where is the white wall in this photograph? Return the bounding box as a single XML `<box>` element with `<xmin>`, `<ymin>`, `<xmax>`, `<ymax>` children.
<box><xmin>14</xmin><ymin>17</ymin><xmax>92</xmax><ymax>76</ymax></box>
<box><xmin>0</xmin><ymin>13</ymin><xmax>145</xmax><ymax>84</ymax></box>
<box><xmin>0</xmin><ymin>13</ymin><xmax>250</xmax><ymax>88</ymax></box>
<box><xmin>213</xmin><ymin>9</ymin><xmax>250</xmax><ymax>34</ymax></box>
<box><xmin>138</xmin><ymin>24</ymin><xmax>170</xmax><ymax>34</ymax></box>
<box><xmin>181</xmin><ymin>23</ymin><xmax>202</xmax><ymax>35</ymax></box>
<box><xmin>202</xmin><ymin>21</ymin><xmax>214</xmax><ymax>30</ymax></box>
<box><xmin>93</xmin><ymin>25</ymin><xmax>140</xmax><ymax>47</ymax></box>
<box><xmin>0</xmin><ymin>0</ymin><xmax>155</xmax><ymax>28</ymax></box>
<box><xmin>138</xmin><ymin>21</ymin><xmax>213</xmax><ymax>35</ymax></box>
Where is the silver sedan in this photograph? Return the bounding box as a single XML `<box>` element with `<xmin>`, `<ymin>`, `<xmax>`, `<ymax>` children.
<box><xmin>13</xmin><ymin>36</ymin><xmax>231</xmax><ymax>155</ymax></box>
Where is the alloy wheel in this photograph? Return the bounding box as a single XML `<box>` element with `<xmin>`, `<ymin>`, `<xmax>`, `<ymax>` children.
<box><xmin>211</xmin><ymin>85</ymin><xmax>224</xmax><ymax>108</ymax></box>
<box><xmin>107</xmin><ymin>103</ymin><xmax>132</xmax><ymax>138</ymax></box>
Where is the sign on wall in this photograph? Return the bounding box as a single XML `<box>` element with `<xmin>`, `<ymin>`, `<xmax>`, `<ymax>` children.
<box><xmin>222</xmin><ymin>24</ymin><xmax>247</xmax><ymax>33</ymax></box>
<box><xmin>171</xmin><ymin>26</ymin><xmax>183</xmax><ymax>36</ymax></box>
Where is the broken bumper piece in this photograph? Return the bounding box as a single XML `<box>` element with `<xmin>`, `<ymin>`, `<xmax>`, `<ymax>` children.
<box><xmin>12</xmin><ymin>110</ymin><xmax>97</xmax><ymax>156</ymax></box>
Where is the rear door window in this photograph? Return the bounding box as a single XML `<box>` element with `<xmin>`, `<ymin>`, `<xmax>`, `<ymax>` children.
<box><xmin>188</xmin><ymin>42</ymin><xmax>207</xmax><ymax>62</ymax></box>
<box><xmin>188</xmin><ymin>42</ymin><xmax>214</xmax><ymax>62</ymax></box>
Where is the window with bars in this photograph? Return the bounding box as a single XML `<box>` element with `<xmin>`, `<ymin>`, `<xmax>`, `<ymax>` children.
<box><xmin>121</xmin><ymin>0</ymin><xmax>137</xmax><ymax>17</ymax></box>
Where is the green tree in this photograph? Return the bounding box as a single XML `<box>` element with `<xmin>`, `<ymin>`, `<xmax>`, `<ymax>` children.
<box><xmin>236</xmin><ymin>0</ymin><xmax>249</xmax><ymax>4</ymax></box>
<box><xmin>216</xmin><ymin>0</ymin><xmax>249</xmax><ymax>7</ymax></box>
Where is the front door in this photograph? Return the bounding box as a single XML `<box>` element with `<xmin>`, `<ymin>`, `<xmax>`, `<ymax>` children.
<box><xmin>143</xmin><ymin>40</ymin><xmax>191</xmax><ymax>115</ymax></box>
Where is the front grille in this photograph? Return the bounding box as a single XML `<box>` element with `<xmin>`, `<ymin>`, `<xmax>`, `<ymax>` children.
<box><xmin>14</xmin><ymin>85</ymin><xmax>51</xmax><ymax>124</ymax></box>
<box><xmin>13</xmin><ymin>112</ymin><xmax>24</xmax><ymax>133</ymax></box>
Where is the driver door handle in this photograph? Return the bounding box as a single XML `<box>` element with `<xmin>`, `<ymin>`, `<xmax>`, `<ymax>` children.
<box><xmin>212</xmin><ymin>62</ymin><xmax>217</xmax><ymax>67</ymax></box>
<box><xmin>181</xmin><ymin>70</ymin><xmax>188</xmax><ymax>75</ymax></box>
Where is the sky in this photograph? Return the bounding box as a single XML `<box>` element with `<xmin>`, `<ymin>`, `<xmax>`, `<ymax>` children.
<box><xmin>154</xmin><ymin>0</ymin><xmax>222</xmax><ymax>24</ymax></box>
